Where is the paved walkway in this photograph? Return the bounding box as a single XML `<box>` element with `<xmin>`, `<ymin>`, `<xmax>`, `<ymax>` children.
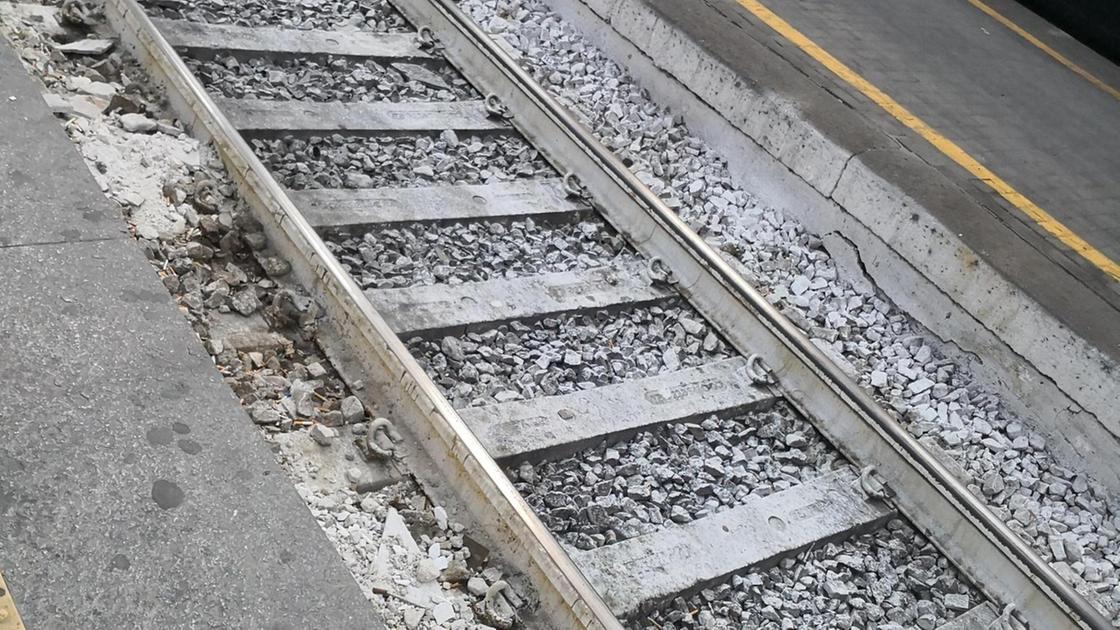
<box><xmin>0</xmin><ymin>40</ymin><xmax>383</xmax><ymax>628</ymax></box>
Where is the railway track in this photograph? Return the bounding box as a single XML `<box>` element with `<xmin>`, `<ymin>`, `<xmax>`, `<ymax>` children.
<box><xmin>100</xmin><ymin>0</ymin><xmax>1113</xmax><ymax>627</ymax></box>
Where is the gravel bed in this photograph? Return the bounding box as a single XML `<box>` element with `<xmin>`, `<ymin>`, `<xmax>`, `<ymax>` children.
<box><xmin>511</xmin><ymin>403</ymin><xmax>842</xmax><ymax>550</ymax></box>
<box><xmin>253</xmin><ymin>133</ymin><xmax>553</xmax><ymax>190</ymax></box>
<box><xmin>184</xmin><ymin>54</ymin><xmax>477</xmax><ymax>102</ymax></box>
<box><xmin>634</xmin><ymin>520</ymin><xmax>981</xmax><ymax>629</ymax></box>
<box><xmin>140</xmin><ymin>0</ymin><xmax>408</xmax><ymax>31</ymax></box>
<box><xmin>409</xmin><ymin>301</ymin><xmax>732</xmax><ymax>407</ymax></box>
<box><xmin>325</xmin><ymin>216</ymin><xmax>631</xmax><ymax>289</ymax></box>
<box><xmin>459</xmin><ymin>0</ymin><xmax>1120</xmax><ymax>619</ymax></box>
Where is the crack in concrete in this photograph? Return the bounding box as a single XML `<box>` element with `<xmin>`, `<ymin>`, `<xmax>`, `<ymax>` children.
<box><xmin>827</xmin><ymin>149</ymin><xmax>864</xmax><ymax>200</ymax></box>
<box><xmin>0</xmin><ymin>235</ymin><xmax>124</xmax><ymax>250</ymax></box>
<box><xmin>833</xmin><ymin>209</ymin><xmax>1113</xmax><ymax>442</ymax></box>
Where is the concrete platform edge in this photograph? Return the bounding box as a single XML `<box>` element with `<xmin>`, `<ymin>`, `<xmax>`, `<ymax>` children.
<box><xmin>544</xmin><ymin>0</ymin><xmax>1120</xmax><ymax>491</ymax></box>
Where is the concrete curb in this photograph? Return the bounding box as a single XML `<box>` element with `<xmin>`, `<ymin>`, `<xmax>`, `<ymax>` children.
<box><xmin>544</xmin><ymin>0</ymin><xmax>1120</xmax><ymax>491</ymax></box>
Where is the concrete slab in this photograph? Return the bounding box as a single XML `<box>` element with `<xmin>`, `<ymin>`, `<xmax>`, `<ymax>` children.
<box><xmin>218</xmin><ymin>97</ymin><xmax>507</xmax><ymax>135</ymax></box>
<box><xmin>459</xmin><ymin>356</ymin><xmax>777</xmax><ymax>460</ymax></box>
<box><xmin>292</xmin><ymin>178</ymin><xmax>589</xmax><ymax>228</ymax></box>
<box><xmin>0</xmin><ymin>240</ymin><xmax>383</xmax><ymax>629</ymax></box>
<box><xmin>369</xmin><ymin>263</ymin><xmax>670</xmax><ymax>337</ymax></box>
<box><xmin>568</xmin><ymin>470</ymin><xmax>893</xmax><ymax>617</ymax></box>
<box><xmin>154</xmin><ymin>18</ymin><xmax>431</xmax><ymax>59</ymax></box>
<box><xmin>0</xmin><ymin>36</ymin><xmax>382</xmax><ymax>629</ymax></box>
<box><xmin>0</xmin><ymin>47</ymin><xmax>124</xmax><ymax>247</ymax></box>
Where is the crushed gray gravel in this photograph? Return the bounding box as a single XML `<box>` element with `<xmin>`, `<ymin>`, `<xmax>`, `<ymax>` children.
<box><xmin>325</xmin><ymin>216</ymin><xmax>632</xmax><ymax>289</ymax></box>
<box><xmin>140</xmin><ymin>0</ymin><xmax>408</xmax><ymax>32</ymax></box>
<box><xmin>634</xmin><ymin>519</ymin><xmax>981</xmax><ymax>630</ymax></box>
<box><xmin>408</xmin><ymin>302</ymin><xmax>732</xmax><ymax>408</ymax></box>
<box><xmin>512</xmin><ymin>403</ymin><xmax>842</xmax><ymax>550</ymax></box>
<box><xmin>184</xmin><ymin>53</ymin><xmax>477</xmax><ymax>102</ymax></box>
<box><xmin>252</xmin><ymin>133</ymin><xmax>553</xmax><ymax>190</ymax></box>
<box><xmin>458</xmin><ymin>0</ymin><xmax>1120</xmax><ymax>619</ymax></box>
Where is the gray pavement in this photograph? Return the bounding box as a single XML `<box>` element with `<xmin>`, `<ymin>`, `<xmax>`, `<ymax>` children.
<box><xmin>756</xmin><ymin>0</ymin><xmax>1120</xmax><ymax>264</ymax></box>
<box><xmin>0</xmin><ymin>39</ymin><xmax>384</xmax><ymax>629</ymax></box>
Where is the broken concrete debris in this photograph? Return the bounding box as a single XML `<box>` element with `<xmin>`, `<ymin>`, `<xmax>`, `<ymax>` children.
<box><xmin>57</xmin><ymin>37</ymin><xmax>114</xmax><ymax>56</ymax></box>
<box><xmin>0</xmin><ymin>6</ymin><xmax>531</xmax><ymax>629</ymax></box>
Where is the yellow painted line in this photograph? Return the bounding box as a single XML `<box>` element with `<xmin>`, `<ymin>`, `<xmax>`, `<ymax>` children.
<box><xmin>734</xmin><ymin>0</ymin><xmax>1120</xmax><ymax>282</ymax></box>
<box><xmin>967</xmin><ymin>0</ymin><xmax>1120</xmax><ymax>103</ymax></box>
<box><xmin>0</xmin><ymin>570</ymin><xmax>26</xmax><ymax>630</ymax></box>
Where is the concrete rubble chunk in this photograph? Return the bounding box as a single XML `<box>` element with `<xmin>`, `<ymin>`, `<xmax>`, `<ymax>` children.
<box><xmin>43</xmin><ymin>92</ymin><xmax>104</xmax><ymax>120</ymax></box>
<box><xmin>431</xmin><ymin>600</ymin><xmax>455</xmax><ymax>624</ymax></box>
<box><xmin>119</xmin><ymin>113</ymin><xmax>158</xmax><ymax>133</ymax></box>
<box><xmin>57</xmin><ymin>38</ymin><xmax>114</xmax><ymax>55</ymax></box>
<box><xmin>402</xmin><ymin>607</ymin><xmax>424</xmax><ymax>629</ymax></box>
<box><xmin>415</xmin><ymin>558</ymin><xmax>440</xmax><ymax>583</ymax></box>
<box><xmin>309</xmin><ymin>424</ymin><xmax>338</xmax><ymax>447</ymax></box>
<box><xmin>391</xmin><ymin>62</ymin><xmax>451</xmax><ymax>90</ymax></box>
<box><xmin>247</xmin><ymin>401</ymin><xmax>283</xmax><ymax>425</ymax></box>
<box><xmin>943</xmin><ymin>593</ymin><xmax>970</xmax><ymax>611</ymax></box>
<box><xmin>340</xmin><ymin>395</ymin><xmax>364</xmax><ymax>423</ymax></box>
<box><xmin>467</xmin><ymin>576</ymin><xmax>488</xmax><ymax>597</ymax></box>
<box><xmin>382</xmin><ymin>507</ymin><xmax>420</xmax><ymax>555</ymax></box>
<box><xmin>67</xmin><ymin>76</ymin><xmax>117</xmax><ymax>100</ymax></box>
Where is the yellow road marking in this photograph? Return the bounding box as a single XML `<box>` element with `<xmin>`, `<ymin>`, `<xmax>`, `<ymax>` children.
<box><xmin>967</xmin><ymin>0</ymin><xmax>1120</xmax><ymax>103</ymax></box>
<box><xmin>733</xmin><ymin>0</ymin><xmax>1120</xmax><ymax>282</ymax></box>
<box><xmin>0</xmin><ymin>570</ymin><xmax>26</xmax><ymax>630</ymax></box>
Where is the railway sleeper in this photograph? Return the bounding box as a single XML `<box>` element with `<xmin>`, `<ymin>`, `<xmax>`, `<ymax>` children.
<box><xmin>369</xmin><ymin>262</ymin><xmax>671</xmax><ymax>337</ymax></box>
<box><xmin>569</xmin><ymin>469</ymin><xmax>895</xmax><ymax>618</ymax></box>
<box><xmin>460</xmin><ymin>356</ymin><xmax>778</xmax><ymax>462</ymax></box>
<box><xmin>217</xmin><ymin>96</ymin><xmax>507</xmax><ymax>137</ymax></box>
<box><xmin>154</xmin><ymin>18</ymin><xmax>432</xmax><ymax>61</ymax></box>
<box><xmin>292</xmin><ymin>178</ymin><xmax>590</xmax><ymax>228</ymax></box>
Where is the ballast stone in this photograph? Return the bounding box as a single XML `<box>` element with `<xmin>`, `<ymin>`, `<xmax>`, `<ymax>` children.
<box><xmin>119</xmin><ymin>113</ymin><xmax>158</xmax><ymax>133</ymax></box>
<box><xmin>310</xmin><ymin>424</ymin><xmax>338</xmax><ymax>447</ymax></box>
<box><xmin>339</xmin><ymin>397</ymin><xmax>365</xmax><ymax>425</ymax></box>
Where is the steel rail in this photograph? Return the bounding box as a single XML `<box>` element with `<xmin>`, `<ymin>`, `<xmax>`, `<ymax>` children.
<box><xmin>102</xmin><ymin>0</ymin><xmax>624</xmax><ymax>627</ymax></box>
<box><xmin>393</xmin><ymin>0</ymin><xmax>1112</xmax><ymax>627</ymax></box>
